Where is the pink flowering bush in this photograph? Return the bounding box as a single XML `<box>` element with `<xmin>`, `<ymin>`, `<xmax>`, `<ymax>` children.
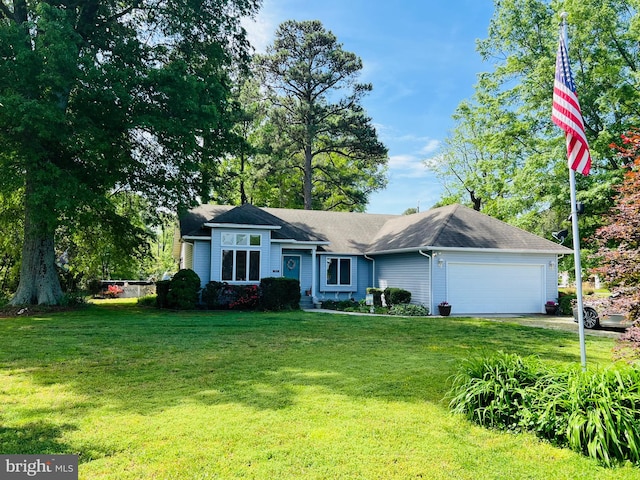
<box><xmin>229</xmin><ymin>285</ymin><xmax>260</xmax><ymax>310</ymax></box>
<box><xmin>104</xmin><ymin>284</ymin><xmax>124</xmax><ymax>298</ymax></box>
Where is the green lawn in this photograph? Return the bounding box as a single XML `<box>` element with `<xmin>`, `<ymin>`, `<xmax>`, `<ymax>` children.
<box><xmin>0</xmin><ymin>302</ymin><xmax>637</xmax><ymax>479</ymax></box>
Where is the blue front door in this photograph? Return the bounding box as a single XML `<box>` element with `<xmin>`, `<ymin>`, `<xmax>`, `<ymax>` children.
<box><xmin>282</xmin><ymin>255</ymin><xmax>301</xmax><ymax>283</ymax></box>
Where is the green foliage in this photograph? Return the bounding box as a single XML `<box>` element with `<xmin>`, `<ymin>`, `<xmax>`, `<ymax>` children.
<box><xmin>388</xmin><ymin>304</ymin><xmax>430</xmax><ymax>316</ymax></box>
<box><xmin>366</xmin><ymin>287</ymin><xmax>384</xmax><ymax>307</ymax></box>
<box><xmin>255</xmin><ymin>20</ymin><xmax>388</xmax><ymax>211</ymax></box>
<box><xmin>321</xmin><ymin>299</ymin><xmax>358</xmax><ymax>311</ymax></box>
<box><xmin>429</xmin><ymin>0</ymin><xmax>640</xmax><ymax>252</ymax></box>
<box><xmin>0</xmin><ymin>0</ymin><xmax>259</xmax><ymax>304</ymax></box>
<box><xmin>136</xmin><ymin>295</ymin><xmax>158</xmax><ymax>308</ymax></box>
<box><xmin>58</xmin><ymin>292</ymin><xmax>88</xmax><ymax>307</ymax></box>
<box><xmin>448</xmin><ymin>352</ymin><xmax>543</xmax><ymax>431</ymax></box>
<box><xmin>383</xmin><ymin>287</ymin><xmax>411</xmax><ymax>306</ymax></box>
<box><xmin>166</xmin><ymin>269</ymin><xmax>201</xmax><ymax>310</ymax></box>
<box><xmin>201</xmin><ymin>281</ymin><xmax>227</xmax><ymax>309</ymax></box>
<box><xmin>155</xmin><ymin>280</ymin><xmax>171</xmax><ymax>309</ymax></box>
<box><xmin>259</xmin><ymin>277</ymin><xmax>300</xmax><ymax>311</ymax></box>
<box><xmin>201</xmin><ymin>281</ymin><xmax>261</xmax><ymax>310</ymax></box>
<box><xmin>448</xmin><ymin>352</ymin><xmax>640</xmax><ymax>466</ymax></box>
<box><xmin>558</xmin><ymin>292</ymin><xmax>576</xmax><ymax>316</ymax></box>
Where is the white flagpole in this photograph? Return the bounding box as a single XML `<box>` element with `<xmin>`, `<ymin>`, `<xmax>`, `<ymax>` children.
<box><xmin>561</xmin><ymin>12</ymin><xmax>587</xmax><ymax>370</ymax></box>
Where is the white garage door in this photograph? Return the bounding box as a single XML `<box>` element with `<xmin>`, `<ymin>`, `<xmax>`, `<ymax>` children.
<box><xmin>447</xmin><ymin>263</ymin><xmax>544</xmax><ymax>314</ymax></box>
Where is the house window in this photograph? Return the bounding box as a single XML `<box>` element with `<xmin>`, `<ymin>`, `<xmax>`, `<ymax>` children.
<box><xmin>222</xmin><ymin>233</ymin><xmax>261</xmax><ymax>247</ymax></box>
<box><xmin>222</xmin><ymin>248</ymin><xmax>261</xmax><ymax>282</ymax></box>
<box><xmin>327</xmin><ymin>258</ymin><xmax>351</xmax><ymax>286</ymax></box>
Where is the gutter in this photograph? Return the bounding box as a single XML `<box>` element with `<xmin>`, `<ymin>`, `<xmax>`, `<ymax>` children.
<box><xmin>418</xmin><ymin>250</ymin><xmax>433</xmax><ymax>313</ymax></box>
<box><xmin>364</xmin><ymin>254</ymin><xmax>375</xmax><ymax>289</ymax></box>
<box><xmin>366</xmin><ymin>245</ymin><xmax>571</xmax><ymax>256</ymax></box>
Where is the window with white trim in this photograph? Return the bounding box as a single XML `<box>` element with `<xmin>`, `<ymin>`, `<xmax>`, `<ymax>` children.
<box><xmin>221</xmin><ymin>233</ymin><xmax>261</xmax><ymax>282</ymax></box>
<box><xmin>222</xmin><ymin>233</ymin><xmax>261</xmax><ymax>247</ymax></box>
<box><xmin>326</xmin><ymin>258</ymin><xmax>351</xmax><ymax>286</ymax></box>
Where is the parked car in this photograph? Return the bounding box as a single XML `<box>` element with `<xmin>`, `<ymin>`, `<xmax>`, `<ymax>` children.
<box><xmin>573</xmin><ymin>305</ymin><xmax>629</xmax><ymax>329</ymax></box>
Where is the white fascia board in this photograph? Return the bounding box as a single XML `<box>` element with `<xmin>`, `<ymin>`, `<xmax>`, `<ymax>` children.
<box><xmin>182</xmin><ymin>236</ymin><xmax>209</xmax><ymax>241</ymax></box>
<box><xmin>366</xmin><ymin>246</ymin><xmax>570</xmax><ymax>255</ymax></box>
<box><xmin>272</xmin><ymin>239</ymin><xmax>330</xmax><ymax>246</ymax></box>
<box><xmin>204</xmin><ymin>223</ymin><xmax>281</xmax><ymax>230</ymax></box>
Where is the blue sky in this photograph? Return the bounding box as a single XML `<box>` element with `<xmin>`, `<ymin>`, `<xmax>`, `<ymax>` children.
<box><xmin>243</xmin><ymin>0</ymin><xmax>495</xmax><ymax>214</ymax></box>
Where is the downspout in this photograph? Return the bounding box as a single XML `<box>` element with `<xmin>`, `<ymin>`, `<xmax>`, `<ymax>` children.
<box><xmin>419</xmin><ymin>250</ymin><xmax>433</xmax><ymax>314</ymax></box>
<box><xmin>311</xmin><ymin>246</ymin><xmax>317</xmax><ymax>300</ymax></box>
<box><xmin>364</xmin><ymin>254</ymin><xmax>375</xmax><ymax>289</ymax></box>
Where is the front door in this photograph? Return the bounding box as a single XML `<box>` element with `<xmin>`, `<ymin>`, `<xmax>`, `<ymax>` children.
<box><xmin>282</xmin><ymin>255</ymin><xmax>301</xmax><ymax>282</ymax></box>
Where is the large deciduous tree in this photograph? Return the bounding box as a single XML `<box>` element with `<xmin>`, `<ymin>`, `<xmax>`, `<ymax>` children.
<box><xmin>255</xmin><ymin>20</ymin><xmax>388</xmax><ymax>211</ymax></box>
<box><xmin>429</xmin><ymin>0</ymin><xmax>640</xmax><ymax>241</ymax></box>
<box><xmin>0</xmin><ymin>0</ymin><xmax>259</xmax><ymax>305</ymax></box>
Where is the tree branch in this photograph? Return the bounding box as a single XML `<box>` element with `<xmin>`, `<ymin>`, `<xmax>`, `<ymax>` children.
<box><xmin>0</xmin><ymin>1</ymin><xmax>13</xmax><ymax>20</ymax></box>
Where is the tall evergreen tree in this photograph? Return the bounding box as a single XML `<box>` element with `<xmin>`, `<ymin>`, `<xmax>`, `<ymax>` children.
<box><xmin>255</xmin><ymin>20</ymin><xmax>388</xmax><ymax>211</ymax></box>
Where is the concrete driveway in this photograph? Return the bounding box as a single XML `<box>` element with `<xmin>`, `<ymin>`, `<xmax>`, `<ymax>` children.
<box><xmin>309</xmin><ymin>308</ymin><xmax>624</xmax><ymax>338</ymax></box>
<box><xmin>472</xmin><ymin>314</ymin><xmax>624</xmax><ymax>338</ymax></box>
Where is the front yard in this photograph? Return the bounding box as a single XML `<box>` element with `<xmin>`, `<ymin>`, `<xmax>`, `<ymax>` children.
<box><xmin>0</xmin><ymin>301</ymin><xmax>637</xmax><ymax>479</ymax></box>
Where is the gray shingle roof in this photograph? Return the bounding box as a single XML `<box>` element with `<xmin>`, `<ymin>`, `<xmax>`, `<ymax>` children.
<box><xmin>179</xmin><ymin>203</ymin><xmax>571</xmax><ymax>254</ymax></box>
<box><xmin>367</xmin><ymin>204</ymin><xmax>570</xmax><ymax>253</ymax></box>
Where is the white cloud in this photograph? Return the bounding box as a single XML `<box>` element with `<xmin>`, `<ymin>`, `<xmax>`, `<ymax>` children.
<box><xmin>241</xmin><ymin>0</ymin><xmax>281</xmax><ymax>53</ymax></box>
<box><xmin>388</xmin><ymin>154</ymin><xmax>429</xmax><ymax>178</ymax></box>
<box><xmin>420</xmin><ymin>139</ymin><xmax>440</xmax><ymax>155</ymax></box>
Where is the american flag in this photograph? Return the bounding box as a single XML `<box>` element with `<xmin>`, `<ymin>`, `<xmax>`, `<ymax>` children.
<box><xmin>552</xmin><ymin>32</ymin><xmax>591</xmax><ymax>175</ymax></box>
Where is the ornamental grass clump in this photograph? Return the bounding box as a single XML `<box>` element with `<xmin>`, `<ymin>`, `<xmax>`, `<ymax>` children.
<box><xmin>561</xmin><ymin>366</ymin><xmax>640</xmax><ymax>467</ymax></box>
<box><xmin>447</xmin><ymin>352</ymin><xmax>544</xmax><ymax>431</ymax></box>
<box><xmin>447</xmin><ymin>352</ymin><xmax>640</xmax><ymax>467</ymax></box>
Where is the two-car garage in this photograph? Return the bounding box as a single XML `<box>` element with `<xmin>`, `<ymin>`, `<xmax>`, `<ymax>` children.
<box><xmin>446</xmin><ymin>262</ymin><xmax>546</xmax><ymax>315</ymax></box>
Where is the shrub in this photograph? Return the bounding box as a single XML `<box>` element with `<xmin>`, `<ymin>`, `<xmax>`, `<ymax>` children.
<box><xmin>137</xmin><ymin>295</ymin><xmax>157</xmax><ymax>307</ymax></box>
<box><xmin>366</xmin><ymin>287</ymin><xmax>384</xmax><ymax>307</ymax></box>
<box><xmin>383</xmin><ymin>287</ymin><xmax>411</xmax><ymax>306</ymax></box>
<box><xmin>166</xmin><ymin>269</ymin><xmax>201</xmax><ymax>310</ymax></box>
<box><xmin>201</xmin><ymin>281</ymin><xmax>229</xmax><ymax>309</ymax></box>
<box><xmin>558</xmin><ymin>292</ymin><xmax>575</xmax><ymax>315</ymax></box>
<box><xmin>104</xmin><ymin>284</ymin><xmax>124</xmax><ymax>298</ymax></box>
<box><xmin>229</xmin><ymin>284</ymin><xmax>260</xmax><ymax>310</ymax></box>
<box><xmin>259</xmin><ymin>277</ymin><xmax>300</xmax><ymax>311</ymax></box>
<box><xmin>389</xmin><ymin>303</ymin><xmax>429</xmax><ymax>316</ymax></box>
<box><xmin>560</xmin><ymin>366</ymin><xmax>640</xmax><ymax>466</ymax></box>
<box><xmin>322</xmin><ymin>299</ymin><xmax>357</xmax><ymax>311</ymax></box>
<box><xmin>59</xmin><ymin>292</ymin><xmax>88</xmax><ymax>307</ymax></box>
<box><xmin>447</xmin><ymin>352</ymin><xmax>640</xmax><ymax>466</ymax></box>
<box><xmin>85</xmin><ymin>278</ymin><xmax>103</xmax><ymax>297</ymax></box>
<box><xmin>448</xmin><ymin>352</ymin><xmax>543</xmax><ymax>431</ymax></box>
<box><xmin>156</xmin><ymin>280</ymin><xmax>171</xmax><ymax>308</ymax></box>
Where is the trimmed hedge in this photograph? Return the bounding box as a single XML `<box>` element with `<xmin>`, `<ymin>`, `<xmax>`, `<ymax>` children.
<box><xmin>259</xmin><ymin>277</ymin><xmax>300</xmax><ymax>311</ymax></box>
<box><xmin>383</xmin><ymin>287</ymin><xmax>411</xmax><ymax>306</ymax></box>
<box><xmin>366</xmin><ymin>287</ymin><xmax>384</xmax><ymax>307</ymax></box>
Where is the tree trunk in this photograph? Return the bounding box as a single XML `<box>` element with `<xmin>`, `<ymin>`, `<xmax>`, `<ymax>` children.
<box><xmin>10</xmin><ymin>205</ymin><xmax>63</xmax><ymax>306</ymax></box>
<box><xmin>303</xmin><ymin>143</ymin><xmax>313</xmax><ymax>210</ymax></box>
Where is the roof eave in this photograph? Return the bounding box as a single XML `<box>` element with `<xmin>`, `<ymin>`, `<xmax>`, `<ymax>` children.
<box><xmin>366</xmin><ymin>245</ymin><xmax>572</xmax><ymax>255</ymax></box>
<box><xmin>204</xmin><ymin>223</ymin><xmax>281</xmax><ymax>230</ymax></box>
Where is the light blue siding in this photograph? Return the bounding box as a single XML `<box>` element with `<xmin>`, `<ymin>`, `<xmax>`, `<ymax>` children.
<box><xmin>192</xmin><ymin>240</ymin><xmax>211</xmax><ymax>287</ymax></box>
<box><xmin>375</xmin><ymin>252</ymin><xmax>430</xmax><ymax>307</ymax></box>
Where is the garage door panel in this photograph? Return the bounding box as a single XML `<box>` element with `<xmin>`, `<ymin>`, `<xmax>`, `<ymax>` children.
<box><xmin>448</xmin><ymin>263</ymin><xmax>544</xmax><ymax>314</ymax></box>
